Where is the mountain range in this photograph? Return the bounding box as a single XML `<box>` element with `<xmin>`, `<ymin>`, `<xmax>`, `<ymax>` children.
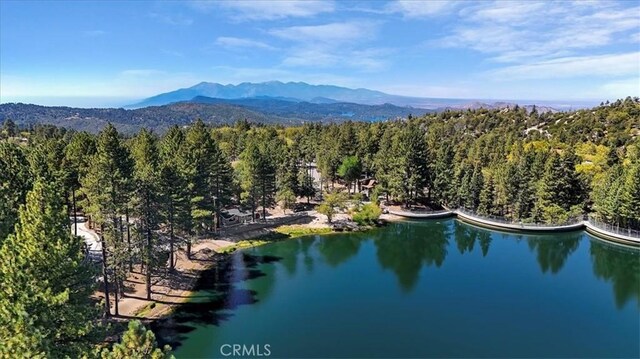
<box><xmin>126</xmin><ymin>81</ymin><xmax>460</xmax><ymax>109</ymax></box>
<box><xmin>1</xmin><ymin>81</ymin><xmax>599</xmax><ymax>134</ymax></box>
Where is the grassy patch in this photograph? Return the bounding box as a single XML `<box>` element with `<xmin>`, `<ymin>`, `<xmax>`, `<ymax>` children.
<box><xmin>274</xmin><ymin>225</ymin><xmax>332</xmax><ymax>238</ymax></box>
<box><xmin>218</xmin><ymin>225</ymin><xmax>333</xmax><ymax>253</ymax></box>
<box><xmin>217</xmin><ymin>239</ymin><xmax>271</xmax><ymax>253</ymax></box>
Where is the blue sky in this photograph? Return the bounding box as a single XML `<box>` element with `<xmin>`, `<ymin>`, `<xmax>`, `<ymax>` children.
<box><xmin>1</xmin><ymin>0</ymin><xmax>639</xmax><ymax>107</ymax></box>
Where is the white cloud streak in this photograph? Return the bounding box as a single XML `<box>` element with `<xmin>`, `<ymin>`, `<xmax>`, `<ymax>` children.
<box><xmin>386</xmin><ymin>0</ymin><xmax>458</xmax><ymax>18</ymax></box>
<box><xmin>215</xmin><ymin>37</ymin><xmax>276</xmax><ymax>50</ymax></box>
<box><xmin>192</xmin><ymin>0</ymin><xmax>334</xmax><ymax>21</ymax></box>
<box><xmin>487</xmin><ymin>52</ymin><xmax>640</xmax><ymax>80</ymax></box>
<box><xmin>269</xmin><ymin>21</ymin><xmax>377</xmax><ymax>44</ymax></box>
<box><xmin>439</xmin><ymin>1</ymin><xmax>640</xmax><ymax>64</ymax></box>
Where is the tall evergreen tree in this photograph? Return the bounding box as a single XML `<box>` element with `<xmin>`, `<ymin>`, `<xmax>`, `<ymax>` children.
<box><xmin>81</xmin><ymin>124</ymin><xmax>132</xmax><ymax>316</ymax></box>
<box><xmin>184</xmin><ymin>120</ymin><xmax>215</xmax><ymax>239</ymax></box>
<box><xmin>159</xmin><ymin>126</ymin><xmax>189</xmax><ymax>271</ymax></box>
<box><xmin>131</xmin><ymin>129</ymin><xmax>160</xmax><ymax>300</ymax></box>
<box><xmin>0</xmin><ymin>143</ymin><xmax>31</xmax><ymax>243</ymax></box>
<box><xmin>0</xmin><ymin>181</ymin><xmax>99</xmax><ymax>358</ymax></box>
<box><xmin>620</xmin><ymin>161</ymin><xmax>640</xmax><ymax>229</ymax></box>
<box><xmin>64</xmin><ymin>132</ymin><xmax>97</xmax><ymax>236</ymax></box>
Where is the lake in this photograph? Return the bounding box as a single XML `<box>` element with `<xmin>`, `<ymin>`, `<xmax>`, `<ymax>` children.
<box><xmin>167</xmin><ymin>219</ymin><xmax>639</xmax><ymax>358</ymax></box>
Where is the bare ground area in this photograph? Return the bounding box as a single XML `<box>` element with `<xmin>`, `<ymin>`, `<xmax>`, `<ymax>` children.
<box><xmin>93</xmin><ymin>211</ymin><xmax>328</xmax><ymax>320</ymax></box>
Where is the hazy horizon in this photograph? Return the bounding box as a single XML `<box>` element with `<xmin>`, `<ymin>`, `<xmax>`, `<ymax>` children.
<box><xmin>0</xmin><ymin>81</ymin><xmax>605</xmax><ymax>109</ymax></box>
<box><xmin>1</xmin><ymin>1</ymin><xmax>638</xmax><ymax>107</ymax></box>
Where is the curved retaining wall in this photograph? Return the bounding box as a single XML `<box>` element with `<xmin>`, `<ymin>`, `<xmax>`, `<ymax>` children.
<box><xmin>583</xmin><ymin>221</ymin><xmax>640</xmax><ymax>247</ymax></box>
<box><xmin>387</xmin><ymin>209</ymin><xmax>454</xmax><ymax>219</ymax></box>
<box><xmin>386</xmin><ymin>208</ymin><xmax>639</xmax><ymax>248</ymax></box>
<box><xmin>454</xmin><ymin>210</ymin><xmax>585</xmax><ymax>233</ymax></box>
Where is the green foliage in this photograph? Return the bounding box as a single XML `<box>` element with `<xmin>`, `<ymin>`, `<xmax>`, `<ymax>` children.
<box><xmin>81</xmin><ymin>123</ymin><xmax>134</xmax><ymax>316</ymax></box>
<box><xmin>276</xmin><ymin>187</ymin><xmax>296</xmax><ymax>214</ymax></box>
<box><xmin>0</xmin><ymin>181</ymin><xmax>99</xmax><ymax>358</ymax></box>
<box><xmin>337</xmin><ymin>155</ymin><xmax>362</xmax><ymax>193</ymax></box>
<box><xmin>352</xmin><ymin>203</ymin><xmax>382</xmax><ymax>225</ymax></box>
<box><xmin>317</xmin><ymin>191</ymin><xmax>348</xmax><ymax>223</ymax></box>
<box><xmin>158</xmin><ymin>126</ymin><xmax>190</xmax><ymax>270</ymax></box>
<box><xmin>131</xmin><ymin>129</ymin><xmax>161</xmax><ymax>299</ymax></box>
<box><xmin>237</xmin><ymin>128</ymin><xmax>279</xmax><ymax>220</ymax></box>
<box><xmin>101</xmin><ymin>320</ymin><xmax>173</xmax><ymax>359</ymax></box>
<box><xmin>0</xmin><ymin>143</ymin><xmax>31</xmax><ymax>243</ymax></box>
<box><xmin>2</xmin><ymin>119</ymin><xmax>17</xmax><ymax>137</ymax></box>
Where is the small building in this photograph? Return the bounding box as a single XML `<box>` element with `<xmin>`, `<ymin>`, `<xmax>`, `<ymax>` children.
<box><xmin>221</xmin><ymin>208</ymin><xmax>253</xmax><ymax>226</ymax></box>
<box><xmin>359</xmin><ymin>178</ymin><xmax>377</xmax><ymax>198</ymax></box>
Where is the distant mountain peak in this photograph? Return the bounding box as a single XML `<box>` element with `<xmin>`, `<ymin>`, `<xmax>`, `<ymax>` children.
<box><xmin>126</xmin><ymin>81</ymin><xmax>409</xmax><ymax>109</ymax></box>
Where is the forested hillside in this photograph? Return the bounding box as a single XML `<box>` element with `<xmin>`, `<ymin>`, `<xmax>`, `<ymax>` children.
<box><xmin>0</xmin><ymin>98</ymin><xmax>430</xmax><ymax>134</ymax></box>
<box><xmin>1</xmin><ymin>97</ymin><xmax>638</xmax><ymax>357</ymax></box>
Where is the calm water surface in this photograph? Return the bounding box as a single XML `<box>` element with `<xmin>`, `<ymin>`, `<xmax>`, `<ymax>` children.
<box><xmin>168</xmin><ymin>219</ymin><xmax>639</xmax><ymax>358</ymax></box>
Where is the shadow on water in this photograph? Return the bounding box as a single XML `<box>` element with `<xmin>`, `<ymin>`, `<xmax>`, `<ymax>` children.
<box><xmin>151</xmin><ymin>252</ymin><xmax>282</xmax><ymax>350</ymax></box>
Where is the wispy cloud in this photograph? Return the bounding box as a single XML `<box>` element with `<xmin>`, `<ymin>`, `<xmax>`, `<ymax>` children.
<box><xmin>191</xmin><ymin>0</ymin><xmax>334</xmax><ymax>21</ymax></box>
<box><xmin>268</xmin><ymin>21</ymin><xmax>387</xmax><ymax>71</ymax></box>
<box><xmin>215</xmin><ymin>36</ymin><xmax>276</xmax><ymax>50</ymax></box>
<box><xmin>269</xmin><ymin>21</ymin><xmax>377</xmax><ymax>44</ymax></box>
<box><xmin>487</xmin><ymin>52</ymin><xmax>640</xmax><ymax>80</ymax></box>
<box><xmin>386</xmin><ymin>0</ymin><xmax>459</xmax><ymax>18</ymax></box>
<box><xmin>279</xmin><ymin>47</ymin><xmax>389</xmax><ymax>71</ymax></box>
<box><xmin>438</xmin><ymin>1</ymin><xmax>640</xmax><ymax>64</ymax></box>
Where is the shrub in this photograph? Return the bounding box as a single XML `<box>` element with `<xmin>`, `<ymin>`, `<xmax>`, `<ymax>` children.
<box><xmin>352</xmin><ymin>203</ymin><xmax>382</xmax><ymax>225</ymax></box>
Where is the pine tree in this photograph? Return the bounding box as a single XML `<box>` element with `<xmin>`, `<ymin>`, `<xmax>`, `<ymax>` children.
<box><xmin>239</xmin><ymin>137</ymin><xmax>277</xmax><ymax>221</ymax></box>
<box><xmin>159</xmin><ymin>126</ymin><xmax>189</xmax><ymax>271</ymax></box>
<box><xmin>620</xmin><ymin>161</ymin><xmax>640</xmax><ymax>229</ymax></box>
<box><xmin>184</xmin><ymin>120</ymin><xmax>215</xmax><ymax>239</ymax></box>
<box><xmin>0</xmin><ymin>143</ymin><xmax>31</xmax><ymax>243</ymax></box>
<box><xmin>478</xmin><ymin>173</ymin><xmax>495</xmax><ymax>215</ymax></box>
<box><xmin>131</xmin><ymin>129</ymin><xmax>161</xmax><ymax>300</ymax></box>
<box><xmin>432</xmin><ymin>143</ymin><xmax>454</xmax><ymax>206</ymax></box>
<box><xmin>64</xmin><ymin>132</ymin><xmax>97</xmax><ymax>237</ymax></box>
<box><xmin>81</xmin><ymin>124</ymin><xmax>132</xmax><ymax>316</ymax></box>
<box><xmin>209</xmin><ymin>137</ymin><xmax>234</xmax><ymax>230</ymax></box>
<box><xmin>0</xmin><ymin>181</ymin><xmax>99</xmax><ymax>358</ymax></box>
<box><xmin>101</xmin><ymin>320</ymin><xmax>173</xmax><ymax>359</ymax></box>
<box><xmin>396</xmin><ymin>122</ymin><xmax>430</xmax><ymax>206</ymax></box>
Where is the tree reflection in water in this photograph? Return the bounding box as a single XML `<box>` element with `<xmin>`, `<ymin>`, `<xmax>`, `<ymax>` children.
<box><xmin>526</xmin><ymin>233</ymin><xmax>581</xmax><ymax>274</ymax></box>
<box><xmin>590</xmin><ymin>240</ymin><xmax>640</xmax><ymax>309</ymax></box>
<box><xmin>317</xmin><ymin>233</ymin><xmax>362</xmax><ymax>267</ymax></box>
<box><xmin>373</xmin><ymin>221</ymin><xmax>450</xmax><ymax>292</ymax></box>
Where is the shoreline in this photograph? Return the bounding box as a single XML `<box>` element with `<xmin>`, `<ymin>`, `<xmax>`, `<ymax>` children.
<box><xmin>100</xmin><ymin>210</ymin><xmax>373</xmax><ymax>322</ymax></box>
<box><xmin>386</xmin><ymin>207</ymin><xmax>639</xmax><ymax>248</ymax></box>
<box><xmin>95</xmin><ymin>208</ymin><xmax>639</xmax><ymax>326</ymax></box>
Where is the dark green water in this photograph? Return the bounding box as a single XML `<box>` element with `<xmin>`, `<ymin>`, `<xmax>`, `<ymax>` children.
<box><xmin>169</xmin><ymin>219</ymin><xmax>640</xmax><ymax>358</ymax></box>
